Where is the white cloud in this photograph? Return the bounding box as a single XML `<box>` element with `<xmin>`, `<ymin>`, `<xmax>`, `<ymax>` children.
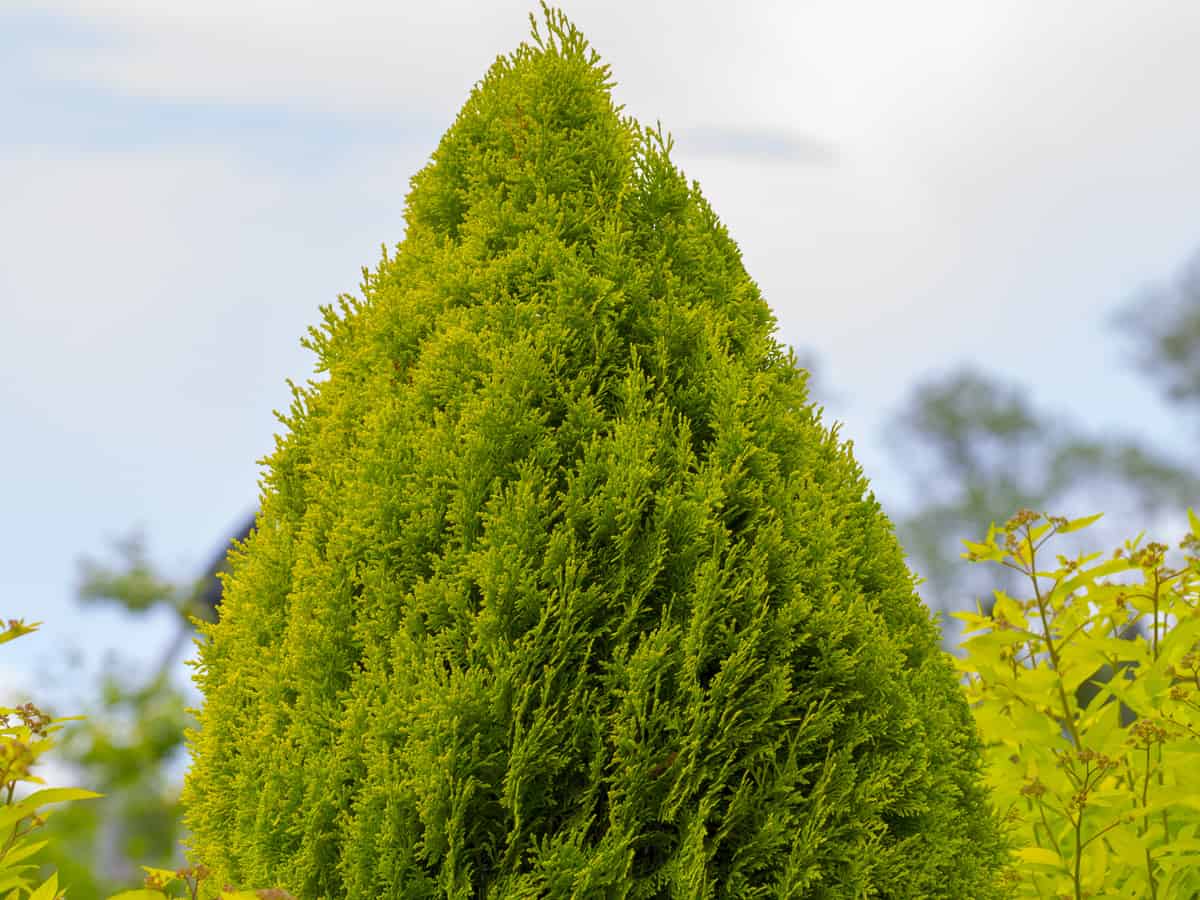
<box><xmin>679</xmin><ymin>126</ymin><xmax>837</xmax><ymax>165</ymax></box>
<box><xmin>9</xmin><ymin>1</ymin><xmax>1199</xmax><ymax>445</ymax></box>
<box><xmin>21</xmin><ymin>0</ymin><xmax>1199</xmax><ymax>297</ymax></box>
<box><xmin>21</xmin><ymin>1</ymin><xmax>831</xmax><ymax>146</ymax></box>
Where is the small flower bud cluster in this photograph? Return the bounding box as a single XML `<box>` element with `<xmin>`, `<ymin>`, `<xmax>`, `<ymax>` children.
<box><xmin>1126</xmin><ymin>718</ymin><xmax>1175</xmax><ymax>746</ymax></box>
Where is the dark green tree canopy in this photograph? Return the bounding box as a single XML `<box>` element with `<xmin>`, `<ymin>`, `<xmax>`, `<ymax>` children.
<box><xmin>184</xmin><ymin>7</ymin><xmax>1013</xmax><ymax>898</ymax></box>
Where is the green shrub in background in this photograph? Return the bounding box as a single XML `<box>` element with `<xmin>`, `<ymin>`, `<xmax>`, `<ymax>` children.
<box><xmin>953</xmin><ymin>509</ymin><xmax>1200</xmax><ymax>898</ymax></box>
<box><xmin>182</xmin><ymin>5</ymin><xmax>1014</xmax><ymax>897</ymax></box>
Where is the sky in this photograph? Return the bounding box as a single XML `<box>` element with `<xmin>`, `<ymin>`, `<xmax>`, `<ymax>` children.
<box><xmin>3</xmin><ymin>0</ymin><xmax>1200</xmax><ymax>733</ymax></box>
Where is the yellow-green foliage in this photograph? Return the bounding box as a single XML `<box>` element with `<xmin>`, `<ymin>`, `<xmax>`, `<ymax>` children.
<box><xmin>107</xmin><ymin>864</ymin><xmax>293</xmax><ymax>900</ymax></box>
<box><xmin>183</xmin><ymin>5</ymin><xmax>1014</xmax><ymax>897</ymax></box>
<box><xmin>952</xmin><ymin>509</ymin><xmax>1200</xmax><ymax>898</ymax></box>
<box><xmin>0</xmin><ymin>619</ymin><xmax>102</xmax><ymax>900</ymax></box>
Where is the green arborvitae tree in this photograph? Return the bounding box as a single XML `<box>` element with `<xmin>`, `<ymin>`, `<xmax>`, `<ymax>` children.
<box><xmin>183</xmin><ymin>7</ymin><xmax>1014</xmax><ymax>898</ymax></box>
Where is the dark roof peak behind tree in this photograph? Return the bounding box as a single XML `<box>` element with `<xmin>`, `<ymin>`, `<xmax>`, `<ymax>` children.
<box><xmin>193</xmin><ymin>512</ymin><xmax>256</xmax><ymax>624</ymax></box>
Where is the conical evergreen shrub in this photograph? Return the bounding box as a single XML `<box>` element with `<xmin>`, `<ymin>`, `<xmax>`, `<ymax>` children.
<box><xmin>183</xmin><ymin>6</ymin><xmax>1015</xmax><ymax>897</ymax></box>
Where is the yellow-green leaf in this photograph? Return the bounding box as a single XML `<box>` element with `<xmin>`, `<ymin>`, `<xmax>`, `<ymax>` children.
<box><xmin>1015</xmin><ymin>845</ymin><xmax>1063</xmax><ymax>867</ymax></box>
<box><xmin>26</xmin><ymin>873</ymin><xmax>58</xmax><ymax>900</ymax></box>
<box><xmin>0</xmin><ymin>804</ymin><xmax>35</xmax><ymax>833</ymax></box>
<box><xmin>0</xmin><ymin>873</ymin><xmax>32</xmax><ymax>896</ymax></box>
<box><xmin>961</xmin><ymin>539</ymin><xmax>1005</xmax><ymax>562</ymax></box>
<box><xmin>0</xmin><ymin>839</ymin><xmax>47</xmax><ymax>867</ymax></box>
<box><xmin>1056</xmin><ymin>513</ymin><xmax>1104</xmax><ymax>534</ymax></box>
<box><xmin>20</xmin><ymin>787</ymin><xmax>103</xmax><ymax>809</ymax></box>
<box><xmin>0</xmin><ymin>623</ymin><xmax>40</xmax><ymax>646</ymax></box>
<box><xmin>138</xmin><ymin>866</ymin><xmax>180</xmax><ymax>882</ymax></box>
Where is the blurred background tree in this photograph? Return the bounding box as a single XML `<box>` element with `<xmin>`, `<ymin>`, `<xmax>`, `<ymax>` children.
<box><xmin>887</xmin><ymin>247</ymin><xmax>1200</xmax><ymax>642</ymax></box>
<box><xmin>885</xmin><ymin>366</ymin><xmax>1198</xmax><ymax>644</ymax></box>
<box><xmin>885</xmin><ymin>246</ymin><xmax>1200</xmax><ymax>723</ymax></box>
<box><xmin>35</xmin><ymin>520</ymin><xmax>251</xmax><ymax>898</ymax></box>
<box><xmin>1116</xmin><ymin>248</ymin><xmax>1200</xmax><ymax>420</ymax></box>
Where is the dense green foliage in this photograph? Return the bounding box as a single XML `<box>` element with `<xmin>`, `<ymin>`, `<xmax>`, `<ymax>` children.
<box><xmin>953</xmin><ymin>510</ymin><xmax>1200</xmax><ymax>898</ymax></box>
<box><xmin>184</xmin><ymin>7</ymin><xmax>1013</xmax><ymax>897</ymax></box>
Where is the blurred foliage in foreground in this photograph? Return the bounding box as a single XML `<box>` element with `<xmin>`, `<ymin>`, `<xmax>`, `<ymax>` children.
<box><xmin>33</xmin><ymin>523</ymin><xmax>248</xmax><ymax>899</ymax></box>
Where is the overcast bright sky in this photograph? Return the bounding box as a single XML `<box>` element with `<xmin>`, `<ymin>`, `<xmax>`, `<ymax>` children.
<box><xmin>3</xmin><ymin>0</ymin><xmax>1199</xmax><ymax>719</ymax></box>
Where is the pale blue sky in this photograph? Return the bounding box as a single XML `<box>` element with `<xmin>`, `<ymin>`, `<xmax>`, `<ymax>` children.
<box><xmin>3</xmin><ymin>0</ymin><xmax>1199</xmax><ymax>728</ymax></box>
